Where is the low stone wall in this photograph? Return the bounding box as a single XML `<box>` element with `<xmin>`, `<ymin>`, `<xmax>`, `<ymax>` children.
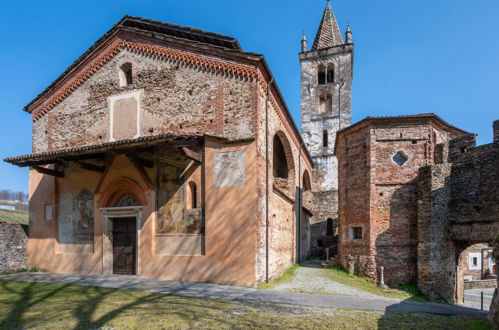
<box><xmin>0</xmin><ymin>221</ymin><xmax>28</xmax><ymax>273</ymax></box>
<box><xmin>465</xmin><ymin>279</ymin><xmax>497</xmax><ymax>290</ymax></box>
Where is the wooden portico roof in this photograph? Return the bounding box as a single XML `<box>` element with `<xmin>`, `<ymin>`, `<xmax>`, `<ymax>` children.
<box><xmin>4</xmin><ymin>134</ymin><xmax>204</xmax><ymax>169</ymax></box>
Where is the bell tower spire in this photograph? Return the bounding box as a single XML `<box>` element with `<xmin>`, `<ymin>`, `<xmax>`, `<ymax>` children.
<box><xmin>299</xmin><ymin>1</ymin><xmax>354</xmax><ymax>257</ymax></box>
<box><xmin>312</xmin><ymin>0</ymin><xmax>344</xmax><ymax>50</ymax></box>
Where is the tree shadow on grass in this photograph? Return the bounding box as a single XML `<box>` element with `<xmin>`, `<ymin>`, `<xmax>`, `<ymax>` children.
<box><xmin>0</xmin><ymin>280</ymin><xmax>72</xmax><ymax>329</ymax></box>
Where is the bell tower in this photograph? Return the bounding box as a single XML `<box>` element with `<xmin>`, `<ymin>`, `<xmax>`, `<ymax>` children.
<box><xmin>300</xmin><ymin>0</ymin><xmax>353</xmax><ymax>256</ymax></box>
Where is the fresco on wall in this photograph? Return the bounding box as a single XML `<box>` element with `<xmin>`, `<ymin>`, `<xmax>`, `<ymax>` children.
<box><xmin>214</xmin><ymin>150</ymin><xmax>246</xmax><ymax>187</ymax></box>
<box><xmin>157</xmin><ymin>164</ymin><xmax>186</xmax><ymax>234</ymax></box>
<box><xmin>58</xmin><ymin>189</ymin><xmax>94</xmax><ymax>244</ymax></box>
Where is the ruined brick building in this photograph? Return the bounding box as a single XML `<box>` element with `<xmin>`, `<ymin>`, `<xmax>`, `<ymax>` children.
<box><xmin>5</xmin><ymin>16</ymin><xmax>314</xmax><ymax>286</ymax></box>
<box><xmin>300</xmin><ymin>1</ymin><xmax>353</xmax><ymax>256</ymax></box>
<box><xmin>336</xmin><ymin>116</ymin><xmax>499</xmax><ymax>304</ymax></box>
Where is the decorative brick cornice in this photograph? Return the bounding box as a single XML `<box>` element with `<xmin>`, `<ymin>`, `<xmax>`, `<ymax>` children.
<box><xmin>31</xmin><ymin>39</ymin><xmax>258</xmax><ymax>120</ymax></box>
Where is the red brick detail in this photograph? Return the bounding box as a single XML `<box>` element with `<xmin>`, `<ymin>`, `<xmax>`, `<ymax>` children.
<box><xmin>98</xmin><ymin>177</ymin><xmax>147</xmax><ymax>208</ymax></box>
<box><xmin>30</xmin><ymin>39</ymin><xmax>258</xmax><ymax>120</ymax></box>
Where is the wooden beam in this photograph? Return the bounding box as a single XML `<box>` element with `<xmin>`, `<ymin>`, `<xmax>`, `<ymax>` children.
<box><xmin>32</xmin><ymin>166</ymin><xmax>64</xmax><ymax>178</ymax></box>
<box><xmin>130</xmin><ymin>158</ymin><xmax>154</xmax><ymax>189</ymax></box>
<box><xmin>126</xmin><ymin>154</ymin><xmax>153</xmax><ymax>168</ymax></box>
<box><xmin>75</xmin><ymin>161</ymin><xmax>105</xmax><ymax>173</ymax></box>
<box><xmin>94</xmin><ymin>154</ymin><xmax>116</xmax><ymax>194</ymax></box>
<box><xmin>182</xmin><ymin>147</ymin><xmax>203</xmax><ymax>163</ymax></box>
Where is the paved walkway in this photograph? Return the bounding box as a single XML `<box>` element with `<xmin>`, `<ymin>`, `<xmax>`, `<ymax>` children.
<box><xmin>0</xmin><ymin>272</ymin><xmax>487</xmax><ymax>318</ymax></box>
<box><xmin>464</xmin><ymin>288</ymin><xmax>495</xmax><ymax>311</ymax></box>
<box><xmin>271</xmin><ymin>262</ymin><xmax>382</xmax><ymax>299</ymax></box>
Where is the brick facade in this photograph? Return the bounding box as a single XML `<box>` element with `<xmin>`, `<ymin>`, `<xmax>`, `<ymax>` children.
<box><xmin>336</xmin><ymin>115</ymin><xmax>466</xmax><ymax>285</ymax></box>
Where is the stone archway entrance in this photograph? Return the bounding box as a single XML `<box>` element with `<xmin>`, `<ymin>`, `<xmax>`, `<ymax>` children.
<box><xmin>99</xmin><ymin>178</ymin><xmax>146</xmax><ymax>276</ymax></box>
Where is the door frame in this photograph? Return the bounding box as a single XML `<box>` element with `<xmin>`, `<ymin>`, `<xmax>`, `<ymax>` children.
<box><xmin>100</xmin><ymin>206</ymin><xmax>143</xmax><ymax>276</ymax></box>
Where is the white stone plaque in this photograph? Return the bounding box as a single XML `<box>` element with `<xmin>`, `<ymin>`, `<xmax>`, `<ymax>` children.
<box><xmin>214</xmin><ymin>150</ymin><xmax>246</xmax><ymax>187</ymax></box>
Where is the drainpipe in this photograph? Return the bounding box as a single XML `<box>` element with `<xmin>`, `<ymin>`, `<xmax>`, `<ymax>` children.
<box><xmin>265</xmin><ymin>77</ymin><xmax>274</xmax><ymax>283</ymax></box>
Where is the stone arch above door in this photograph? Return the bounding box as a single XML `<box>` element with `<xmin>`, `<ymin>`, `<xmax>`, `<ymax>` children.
<box><xmin>99</xmin><ymin>177</ymin><xmax>147</xmax><ymax>208</ymax></box>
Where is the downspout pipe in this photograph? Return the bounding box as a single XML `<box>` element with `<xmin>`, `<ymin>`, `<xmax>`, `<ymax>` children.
<box><xmin>265</xmin><ymin>77</ymin><xmax>274</xmax><ymax>283</ymax></box>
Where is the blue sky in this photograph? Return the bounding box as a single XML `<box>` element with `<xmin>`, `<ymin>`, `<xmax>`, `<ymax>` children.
<box><xmin>1</xmin><ymin>0</ymin><xmax>498</xmax><ymax>193</ymax></box>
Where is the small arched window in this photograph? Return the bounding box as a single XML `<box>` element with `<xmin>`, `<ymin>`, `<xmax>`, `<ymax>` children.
<box><xmin>326</xmin><ymin>65</ymin><xmax>335</xmax><ymax>83</ymax></box>
<box><xmin>273</xmin><ymin>135</ymin><xmax>289</xmax><ymax>179</ymax></box>
<box><xmin>326</xmin><ymin>218</ymin><xmax>334</xmax><ymax>236</ymax></box>
<box><xmin>188</xmin><ymin>182</ymin><xmax>197</xmax><ymax>209</ymax></box>
<box><xmin>323</xmin><ymin>130</ymin><xmax>328</xmax><ymax>148</ymax></box>
<box><xmin>302</xmin><ymin>170</ymin><xmax>312</xmax><ymax>191</ymax></box>
<box><xmin>119</xmin><ymin>62</ymin><xmax>133</xmax><ymax>86</ymax></box>
<box><xmin>318</xmin><ymin>66</ymin><xmax>326</xmax><ymax>85</ymax></box>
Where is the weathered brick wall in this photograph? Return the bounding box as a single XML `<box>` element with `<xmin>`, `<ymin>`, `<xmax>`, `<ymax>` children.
<box><xmin>254</xmin><ymin>86</ymin><xmax>314</xmax><ymax>284</ymax></box>
<box><xmin>489</xmin><ymin>237</ymin><xmax>499</xmax><ymax>328</ymax></box>
<box><xmin>337</xmin><ymin>126</ymin><xmax>372</xmax><ymax>277</ymax></box>
<box><xmin>0</xmin><ymin>222</ymin><xmax>28</xmax><ymax>272</ymax></box>
<box><xmin>418</xmin><ymin>120</ymin><xmax>499</xmax><ymax>303</ymax></box>
<box><xmin>32</xmin><ymin>48</ymin><xmax>257</xmax><ymax>153</ymax></box>
<box><xmin>464</xmin><ymin>279</ymin><xmax>497</xmax><ymax>290</ymax></box>
<box><xmin>338</xmin><ymin>118</ymin><xmax>461</xmax><ymax>286</ymax></box>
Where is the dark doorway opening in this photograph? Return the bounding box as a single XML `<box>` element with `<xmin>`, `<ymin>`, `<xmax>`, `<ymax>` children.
<box><xmin>112</xmin><ymin>217</ymin><xmax>137</xmax><ymax>275</ymax></box>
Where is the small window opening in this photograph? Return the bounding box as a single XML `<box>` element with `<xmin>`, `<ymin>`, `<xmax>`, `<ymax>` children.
<box><xmin>412</xmin><ymin>140</ymin><xmax>417</xmax><ymax>144</ymax></box>
<box><xmin>119</xmin><ymin>62</ymin><xmax>133</xmax><ymax>86</ymax></box>
<box><xmin>318</xmin><ymin>67</ymin><xmax>326</xmax><ymax>85</ymax></box>
<box><xmin>460</xmin><ymin>147</ymin><xmax>467</xmax><ymax>153</ymax></box>
<box><xmin>273</xmin><ymin>135</ymin><xmax>289</xmax><ymax>179</ymax></box>
<box><xmin>351</xmin><ymin>226</ymin><xmax>363</xmax><ymax>240</ymax></box>
<box><xmin>326</xmin><ymin>218</ymin><xmax>334</xmax><ymax>236</ymax></box>
<box><xmin>393</xmin><ymin>151</ymin><xmax>408</xmax><ymax>166</ymax></box>
<box><xmin>189</xmin><ymin>182</ymin><xmax>197</xmax><ymax>209</ymax></box>
<box><xmin>317</xmin><ymin>239</ymin><xmax>324</xmax><ymax>247</ymax></box>
<box><xmin>302</xmin><ymin>170</ymin><xmax>312</xmax><ymax>192</ymax></box>
<box><xmin>472</xmin><ymin>257</ymin><xmax>478</xmax><ymax>266</ymax></box>
<box><xmin>323</xmin><ymin>130</ymin><xmax>328</xmax><ymax>148</ymax></box>
<box><xmin>326</xmin><ymin>65</ymin><xmax>334</xmax><ymax>83</ymax></box>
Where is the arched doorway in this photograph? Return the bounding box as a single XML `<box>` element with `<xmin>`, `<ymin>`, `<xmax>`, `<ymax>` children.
<box><xmin>456</xmin><ymin>241</ymin><xmax>495</xmax><ymax>309</ymax></box>
<box><xmin>99</xmin><ymin>178</ymin><xmax>146</xmax><ymax>276</ymax></box>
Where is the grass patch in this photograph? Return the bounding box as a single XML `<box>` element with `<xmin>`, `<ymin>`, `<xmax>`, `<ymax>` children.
<box><xmin>0</xmin><ymin>279</ymin><xmax>490</xmax><ymax>329</ymax></box>
<box><xmin>324</xmin><ymin>266</ymin><xmax>428</xmax><ymax>302</ymax></box>
<box><xmin>0</xmin><ymin>209</ymin><xmax>28</xmax><ymax>225</ymax></box>
<box><xmin>257</xmin><ymin>264</ymin><xmax>300</xmax><ymax>289</ymax></box>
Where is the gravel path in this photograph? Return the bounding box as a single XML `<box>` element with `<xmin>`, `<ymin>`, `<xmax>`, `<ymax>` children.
<box><xmin>270</xmin><ymin>262</ymin><xmax>388</xmax><ymax>299</ymax></box>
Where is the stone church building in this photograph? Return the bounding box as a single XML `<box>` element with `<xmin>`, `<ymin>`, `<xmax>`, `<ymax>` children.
<box><xmin>5</xmin><ymin>16</ymin><xmax>314</xmax><ymax>286</ymax></box>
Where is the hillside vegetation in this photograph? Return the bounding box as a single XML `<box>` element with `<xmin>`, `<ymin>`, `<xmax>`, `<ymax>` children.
<box><xmin>0</xmin><ymin>209</ymin><xmax>28</xmax><ymax>225</ymax></box>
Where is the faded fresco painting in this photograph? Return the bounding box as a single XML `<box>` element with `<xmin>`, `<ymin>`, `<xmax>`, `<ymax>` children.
<box><xmin>156</xmin><ymin>163</ymin><xmax>188</xmax><ymax>234</ymax></box>
<box><xmin>214</xmin><ymin>150</ymin><xmax>246</xmax><ymax>187</ymax></box>
<box><xmin>58</xmin><ymin>189</ymin><xmax>94</xmax><ymax>244</ymax></box>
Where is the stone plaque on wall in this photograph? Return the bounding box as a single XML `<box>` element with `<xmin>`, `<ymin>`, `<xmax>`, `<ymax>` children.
<box><xmin>58</xmin><ymin>189</ymin><xmax>94</xmax><ymax>244</ymax></box>
<box><xmin>214</xmin><ymin>150</ymin><xmax>246</xmax><ymax>187</ymax></box>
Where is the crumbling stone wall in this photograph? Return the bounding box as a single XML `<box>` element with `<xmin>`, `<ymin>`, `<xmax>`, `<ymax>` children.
<box><xmin>489</xmin><ymin>236</ymin><xmax>499</xmax><ymax>328</ymax></box>
<box><xmin>0</xmin><ymin>222</ymin><xmax>28</xmax><ymax>272</ymax></box>
<box><xmin>33</xmin><ymin>48</ymin><xmax>257</xmax><ymax>153</ymax></box>
<box><xmin>418</xmin><ymin>120</ymin><xmax>499</xmax><ymax>304</ymax></box>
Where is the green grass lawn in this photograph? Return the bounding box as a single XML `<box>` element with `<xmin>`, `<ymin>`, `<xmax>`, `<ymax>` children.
<box><xmin>324</xmin><ymin>266</ymin><xmax>428</xmax><ymax>302</ymax></box>
<box><xmin>0</xmin><ymin>279</ymin><xmax>490</xmax><ymax>329</ymax></box>
<box><xmin>0</xmin><ymin>209</ymin><xmax>28</xmax><ymax>225</ymax></box>
<box><xmin>257</xmin><ymin>264</ymin><xmax>300</xmax><ymax>289</ymax></box>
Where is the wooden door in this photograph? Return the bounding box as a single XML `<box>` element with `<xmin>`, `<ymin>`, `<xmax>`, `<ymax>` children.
<box><xmin>112</xmin><ymin>217</ymin><xmax>137</xmax><ymax>275</ymax></box>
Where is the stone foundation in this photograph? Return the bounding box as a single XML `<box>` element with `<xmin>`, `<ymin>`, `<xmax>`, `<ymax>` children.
<box><xmin>0</xmin><ymin>222</ymin><xmax>28</xmax><ymax>272</ymax></box>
